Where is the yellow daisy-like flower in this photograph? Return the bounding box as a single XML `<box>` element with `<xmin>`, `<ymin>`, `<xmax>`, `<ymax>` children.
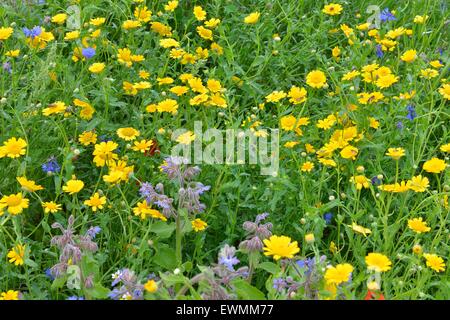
<box><xmin>193</xmin><ymin>6</ymin><xmax>207</xmax><ymax>21</ymax></box>
<box><xmin>62</xmin><ymin>177</ymin><xmax>84</xmax><ymax>195</ymax></box>
<box><xmin>192</xmin><ymin>218</ymin><xmax>208</xmax><ymax>232</ymax></box>
<box><xmin>0</xmin><ymin>27</ymin><xmax>14</xmax><ymax>41</ymax></box>
<box><xmin>51</xmin><ymin>13</ymin><xmax>67</xmax><ymax>24</ymax></box>
<box><xmin>340</xmin><ymin>145</ymin><xmax>358</xmax><ymax>160</ymax></box>
<box><xmin>78</xmin><ymin>131</ymin><xmax>97</xmax><ymax>146</ymax></box>
<box><xmin>423</xmin><ymin>253</ymin><xmax>446</xmax><ymax>272</ymax></box>
<box><xmin>0</xmin><ymin>137</ymin><xmax>27</xmax><ymax>159</ymax></box>
<box><xmin>17</xmin><ymin>176</ymin><xmax>44</xmax><ymax>192</ymax></box>
<box><xmin>423</xmin><ymin>157</ymin><xmax>446</xmax><ymax>173</ymax></box>
<box><xmin>132</xmin><ymin>139</ymin><xmax>153</xmax><ymax>153</ymax></box>
<box><xmin>84</xmin><ymin>192</ymin><xmax>107</xmax><ymax>212</ymax></box>
<box><xmin>322</xmin><ymin>3</ymin><xmax>343</xmax><ymax>16</ymax></box>
<box><xmin>407</xmin><ymin>175</ymin><xmax>429</xmax><ymax>192</ymax></box>
<box><xmin>244</xmin><ymin>12</ymin><xmax>260</xmax><ymax>24</ymax></box>
<box><xmin>401</xmin><ymin>49</ymin><xmax>417</xmax><ymax>63</ymax></box>
<box><xmin>440</xmin><ymin>143</ymin><xmax>450</xmax><ymax>153</ymax></box>
<box><xmin>165</xmin><ymin>1</ymin><xmax>179</xmax><ymax>12</ymax></box>
<box><xmin>93</xmin><ymin>141</ymin><xmax>119</xmax><ymax>167</ymax></box>
<box><xmin>117</xmin><ymin>127</ymin><xmax>140</xmax><ymax>141</ymax></box>
<box><xmin>176</xmin><ymin>131</ymin><xmax>196</xmax><ymax>145</ymax></box>
<box><xmin>438</xmin><ymin>83</ymin><xmax>450</xmax><ymax>100</ymax></box>
<box><xmin>42</xmin><ymin>201</ymin><xmax>61</xmax><ymax>214</ymax></box>
<box><xmin>144</xmin><ymin>279</ymin><xmax>158</xmax><ymax>293</ymax></box>
<box><xmin>350</xmin><ymin>175</ymin><xmax>370</xmax><ymax>190</ymax></box>
<box><xmin>385</xmin><ymin>147</ymin><xmax>405</xmax><ymax>160</ymax></box>
<box><xmin>0</xmin><ymin>192</ymin><xmax>29</xmax><ymax>215</ymax></box>
<box><xmin>306</xmin><ymin>70</ymin><xmax>327</xmax><ymax>88</ymax></box>
<box><xmin>365</xmin><ymin>253</ymin><xmax>392</xmax><ymax>272</ymax></box>
<box><xmin>7</xmin><ymin>244</ymin><xmax>25</xmax><ymax>266</ymax></box>
<box><xmin>263</xmin><ymin>235</ymin><xmax>300</xmax><ymax>261</ymax></box>
<box><xmin>89</xmin><ymin>62</ymin><xmax>105</xmax><ymax>74</ymax></box>
<box><xmin>301</xmin><ymin>161</ymin><xmax>314</xmax><ymax>172</ymax></box>
<box><xmin>408</xmin><ymin>217</ymin><xmax>431</xmax><ymax>233</ymax></box>
<box><xmin>0</xmin><ymin>290</ymin><xmax>20</xmax><ymax>300</ymax></box>
<box><xmin>324</xmin><ymin>263</ymin><xmax>353</xmax><ymax>285</ymax></box>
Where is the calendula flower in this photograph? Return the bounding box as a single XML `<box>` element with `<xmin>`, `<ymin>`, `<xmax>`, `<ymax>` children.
<box><xmin>62</xmin><ymin>176</ymin><xmax>84</xmax><ymax>195</ymax></box>
<box><xmin>423</xmin><ymin>157</ymin><xmax>446</xmax><ymax>173</ymax></box>
<box><xmin>322</xmin><ymin>3</ymin><xmax>343</xmax><ymax>15</ymax></box>
<box><xmin>423</xmin><ymin>254</ymin><xmax>446</xmax><ymax>272</ymax></box>
<box><xmin>408</xmin><ymin>217</ymin><xmax>431</xmax><ymax>233</ymax></box>
<box><xmin>306</xmin><ymin>70</ymin><xmax>327</xmax><ymax>88</ymax></box>
<box><xmin>17</xmin><ymin>176</ymin><xmax>44</xmax><ymax>192</ymax></box>
<box><xmin>386</xmin><ymin>147</ymin><xmax>405</xmax><ymax>160</ymax></box>
<box><xmin>324</xmin><ymin>263</ymin><xmax>353</xmax><ymax>285</ymax></box>
<box><xmin>7</xmin><ymin>245</ymin><xmax>25</xmax><ymax>266</ymax></box>
<box><xmin>89</xmin><ymin>62</ymin><xmax>105</xmax><ymax>73</ymax></box>
<box><xmin>42</xmin><ymin>201</ymin><xmax>61</xmax><ymax>214</ymax></box>
<box><xmin>0</xmin><ymin>193</ymin><xmax>29</xmax><ymax>215</ymax></box>
<box><xmin>84</xmin><ymin>192</ymin><xmax>107</xmax><ymax>212</ymax></box>
<box><xmin>244</xmin><ymin>12</ymin><xmax>260</xmax><ymax>24</ymax></box>
<box><xmin>263</xmin><ymin>235</ymin><xmax>300</xmax><ymax>260</ymax></box>
<box><xmin>192</xmin><ymin>218</ymin><xmax>207</xmax><ymax>232</ymax></box>
<box><xmin>365</xmin><ymin>253</ymin><xmax>392</xmax><ymax>272</ymax></box>
<box><xmin>0</xmin><ymin>137</ymin><xmax>27</xmax><ymax>158</ymax></box>
<box><xmin>117</xmin><ymin>127</ymin><xmax>140</xmax><ymax>141</ymax></box>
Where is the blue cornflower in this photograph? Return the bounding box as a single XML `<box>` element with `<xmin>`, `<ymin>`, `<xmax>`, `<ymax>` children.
<box><xmin>379</xmin><ymin>8</ymin><xmax>396</xmax><ymax>23</ymax></box>
<box><xmin>323</xmin><ymin>212</ymin><xmax>333</xmax><ymax>224</ymax></box>
<box><xmin>42</xmin><ymin>157</ymin><xmax>60</xmax><ymax>174</ymax></box>
<box><xmin>371</xmin><ymin>176</ymin><xmax>381</xmax><ymax>186</ymax></box>
<box><xmin>396</xmin><ymin>121</ymin><xmax>404</xmax><ymax>130</ymax></box>
<box><xmin>23</xmin><ymin>26</ymin><xmax>42</xmax><ymax>39</ymax></box>
<box><xmin>82</xmin><ymin>47</ymin><xmax>96</xmax><ymax>59</ymax></box>
<box><xmin>375</xmin><ymin>45</ymin><xmax>384</xmax><ymax>58</ymax></box>
<box><xmin>45</xmin><ymin>268</ymin><xmax>55</xmax><ymax>281</ymax></box>
<box><xmin>406</xmin><ymin>105</ymin><xmax>417</xmax><ymax>121</ymax></box>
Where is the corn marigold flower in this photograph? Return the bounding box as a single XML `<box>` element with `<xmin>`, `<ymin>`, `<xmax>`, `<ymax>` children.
<box><xmin>42</xmin><ymin>101</ymin><xmax>66</xmax><ymax>116</ymax></box>
<box><xmin>84</xmin><ymin>192</ymin><xmax>107</xmax><ymax>212</ymax></box>
<box><xmin>62</xmin><ymin>176</ymin><xmax>84</xmax><ymax>195</ymax></box>
<box><xmin>301</xmin><ymin>161</ymin><xmax>314</xmax><ymax>172</ymax></box>
<box><xmin>192</xmin><ymin>218</ymin><xmax>208</xmax><ymax>232</ymax></box>
<box><xmin>42</xmin><ymin>201</ymin><xmax>61</xmax><ymax>214</ymax></box>
<box><xmin>306</xmin><ymin>70</ymin><xmax>327</xmax><ymax>88</ymax></box>
<box><xmin>244</xmin><ymin>12</ymin><xmax>260</xmax><ymax>24</ymax></box>
<box><xmin>17</xmin><ymin>176</ymin><xmax>44</xmax><ymax>192</ymax></box>
<box><xmin>144</xmin><ymin>279</ymin><xmax>158</xmax><ymax>293</ymax></box>
<box><xmin>423</xmin><ymin>157</ymin><xmax>446</xmax><ymax>173</ymax></box>
<box><xmin>365</xmin><ymin>253</ymin><xmax>392</xmax><ymax>272</ymax></box>
<box><xmin>423</xmin><ymin>253</ymin><xmax>445</xmax><ymax>272</ymax></box>
<box><xmin>322</xmin><ymin>3</ymin><xmax>343</xmax><ymax>16</ymax></box>
<box><xmin>0</xmin><ymin>137</ymin><xmax>27</xmax><ymax>158</ymax></box>
<box><xmin>386</xmin><ymin>147</ymin><xmax>405</xmax><ymax>160</ymax></box>
<box><xmin>0</xmin><ymin>290</ymin><xmax>20</xmax><ymax>300</ymax></box>
<box><xmin>117</xmin><ymin>127</ymin><xmax>140</xmax><ymax>141</ymax></box>
<box><xmin>165</xmin><ymin>1</ymin><xmax>178</xmax><ymax>12</ymax></box>
<box><xmin>51</xmin><ymin>13</ymin><xmax>67</xmax><ymax>24</ymax></box>
<box><xmin>263</xmin><ymin>235</ymin><xmax>300</xmax><ymax>261</ymax></box>
<box><xmin>439</xmin><ymin>83</ymin><xmax>450</xmax><ymax>100</ymax></box>
<box><xmin>7</xmin><ymin>244</ymin><xmax>25</xmax><ymax>266</ymax></box>
<box><xmin>401</xmin><ymin>49</ymin><xmax>417</xmax><ymax>63</ymax></box>
<box><xmin>78</xmin><ymin>131</ymin><xmax>97</xmax><ymax>146</ymax></box>
<box><xmin>324</xmin><ymin>263</ymin><xmax>353</xmax><ymax>286</ymax></box>
<box><xmin>288</xmin><ymin>86</ymin><xmax>307</xmax><ymax>104</ymax></box>
<box><xmin>340</xmin><ymin>145</ymin><xmax>358</xmax><ymax>160</ymax></box>
<box><xmin>0</xmin><ymin>192</ymin><xmax>29</xmax><ymax>215</ymax></box>
<box><xmin>0</xmin><ymin>27</ymin><xmax>13</xmax><ymax>41</ymax></box>
<box><xmin>194</xmin><ymin>6</ymin><xmax>207</xmax><ymax>21</ymax></box>
<box><xmin>407</xmin><ymin>175</ymin><xmax>429</xmax><ymax>192</ymax></box>
<box><xmin>157</xmin><ymin>99</ymin><xmax>178</xmax><ymax>114</ymax></box>
<box><xmin>197</xmin><ymin>26</ymin><xmax>213</xmax><ymax>40</ymax></box>
<box><xmin>350</xmin><ymin>175</ymin><xmax>370</xmax><ymax>190</ymax></box>
<box><xmin>93</xmin><ymin>141</ymin><xmax>119</xmax><ymax>167</ymax></box>
<box><xmin>176</xmin><ymin>131</ymin><xmax>196</xmax><ymax>145</ymax></box>
<box><xmin>408</xmin><ymin>217</ymin><xmax>431</xmax><ymax>233</ymax></box>
<box><xmin>89</xmin><ymin>62</ymin><xmax>105</xmax><ymax>73</ymax></box>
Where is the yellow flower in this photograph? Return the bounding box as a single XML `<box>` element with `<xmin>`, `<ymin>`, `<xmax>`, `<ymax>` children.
<box><xmin>288</xmin><ymin>86</ymin><xmax>307</xmax><ymax>104</ymax></box>
<box><xmin>430</xmin><ymin>60</ymin><xmax>443</xmax><ymax>68</ymax></box>
<box><xmin>170</xmin><ymin>86</ymin><xmax>189</xmax><ymax>96</ymax></box>
<box><xmin>160</xmin><ymin>38</ymin><xmax>179</xmax><ymax>48</ymax></box>
<box><xmin>407</xmin><ymin>175</ymin><xmax>429</xmax><ymax>192</ymax></box>
<box><xmin>401</xmin><ymin>49</ymin><xmax>417</xmax><ymax>63</ymax></box>
<box><xmin>322</xmin><ymin>3</ymin><xmax>343</xmax><ymax>15</ymax></box>
<box><xmin>375</xmin><ymin>74</ymin><xmax>399</xmax><ymax>89</ymax></box>
<box><xmin>204</xmin><ymin>18</ymin><xmax>220</xmax><ymax>29</ymax></box>
<box><xmin>78</xmin><ymin>131</ymin><xmax>97</xmax><ymax>146</ymax></box>
<box><xmin>440</xmin><ymin>143</ymin><xmax>450</xmax><ymax>153</ymax></box>
<box><xmin>0</xmin><ymin>27</ymin><xmax>13</xmax><ymax>41</ymax></box>
<box><xmin>324</xmin><ymin>263</ymin><xmax>353</xmax><ymax>285</ymax></box>
<box><xmin>408</xmin><ymin>217</ymin><xmax>431</xmax><ymax>233</ymax></box>
<box><xmin>134</xmin><ymin>6</ymin><xmax>152</xmax><ymax>23</ymax></box>
<box><xmin>122</xmin><ymin>20</ymin><xmax>142</xmax><ymax>30</ymax></box>
<box><xmin>306</xmin><ymin>70</ymin><xmax>327</xmax><ymax>88</ymax></box>
<box><xmin>64</xmin><ymin>30</ymin><xmax>80</xmax><ymax>40</ymax></box>
<box><xmin>144</xmin><ymin>279</ymin><xmax>158</xmax><ymax>293</ymax></box>
<box><xmin>413</xmin><ymin>15</ymin><xmax>428</xmax><ymax>24</ymax></box>
<box><xmin>157</xmin><ymin>99</ymin><xmax>178</xmax><ymax>114</ymax></box>
<box><xmin>340</xmin><ymin>145</ymin><xmax>358</xmax><ymax>160</ymax></box>
<box><xmin>117</xmin><ymin>127</ymin><xmax>140</xmax><ymax>141</ymax></box>
<box><xmin>7</xmin><ymin>245</ymin><xmax>25</xmax><ymax>266</ymax></box>
<box><xmin>0</xmin><ymin>290</ymin><xmax>20</xmax><ymax>300</ymax></box>
<box><xmin>284</xmin><ymin>141</ymin><xmax>299</xmax><ymax>148</ymax></box>
<box><xmin>192</xmin><ymin>218</ymin><xmax>207</xmax><ymax>232</ymax></box>
<box><xmin>132</xmin><ymin>139</ymin><xmax>153</xmax><ymax>153</ymax></box>
<box><xmin>5</xmin><ymin>49</ymin><xmax>20</xmax><ymax>57</ymax></box>
<box><xmin>42</xmin><ymin>201</ymin><xmax>61</xmax><ymax>214</ymax></box>
<box><xmin>244</xmin><ymin>12</ymin><xmax>260</xmax><ymax>24</ymax></box>
<box><xmin>349</xmin><ymin>222</ymin><xmax>372</xmax><ymax>236</ymax></box>
<box><xmin>84</xmin><ymin>192</ymin><xmax>107</xmax><ymax>212</ymax></box>
<box><xmin>423</xmin><ymin>157</ymin><xmax>446</xmax><ymax>173</ymax></box>
<box><xmin>423</xmin><ymin>253</ymin><xmax>446</xmax><ymax>272</ymax></box>
<box><xmin>0</xmin><ymin>137</ymin><xmax>27</xmax><ymax>158</ymax></box>
<box><xmin>265</xmin><ymin>90</ymin><xmax>287</xmax><ymax>103</ymax></box>
<box><xmin>89</xmin><ymin>62</ymin><xmax>105</xmax><ymax>73</ymax></box>
<box><xmin>342</xmin><ymin>70</ymin><xmax>360</xmax><ymax>81</ymax></box>
<box><xmin>193</xmin><ymin>6</ymin><xmax>207</xmax><ymax>21</ymax></box>
<box><xmin>412</xmin><ymin>244</ymin><xmax>422</xmax><ymax>255</ymax></box>
<box><xmin>304</xmin><ymin>233</ymin><xmax>315</xmax><ymax>243</ymax></box>
<box><xmin>207</xmin><ymin>79</ymin><xmax>222</xmax><ymax>93</ymax></box>
<box><xmin>365</xmin><ymin>253</ymin><xmax>392</xmax><ymax>272</ymax></box>
<box><xmin>385</xmin><ymin>147</ymin><xmax>405</xmax><ymax>160</ymax></box>
<box><xmin>439</xmin><ymin>84</ymin><xmax>450</xmax><ymax>100</ymax></box>
<box><xmin>420</xmin><ymin>68</ymin><xmax>439</xmax><ymax>79</ymax></box>
<box><xmin>350</xmin><ymin>175</ymin><xmax>370</xmax><ymax>190</ymax></box>
<box><xmin>133</xmin><ymin>200</ymin><xmax>166</xmax><ymax>221</ymax></box>
<box><xmin>90</xmin><ymin>17</ymin><xmax>106</xmax><ymax>26</ymax></box>
<box><xmin>62</xmin><ymin>177</ymin><xmax>84</xmax><ymax>195</ymax></box>
<box><xmin>263</xmin><ymin>235</ymin><xmax>300</xmax><ymax>261</ymax></box>
<box><xmin>176</xmin><ymin>131</ymin><xmax>196</xmax><ymax>145</ymax></box>
<box><xmin>51</xmin><ymin>13</ymin><xmax>67</xmax><ymax>24</ymax></box>
<box><xmin>165</xmin><ymin>1</ymin><xmax>179</xmax><ymax>12</ymax></box>
<box><xmin>0</xmin><ymin>193</ymin><xmax>29</xmax><ymax>215</ymax></box>
<box><xmin>17</xmin><ymin>176</ymin><xmax>43</xmax><ymax>192</ymax></box>
<box><xmin>197</xmin><ymin>26</ymin><xmax>213</xmax><ymax>40</ymax></box>
<box><xmin>42</xmin><ymin>101</ymin><xmax>66</xmax><ymax>116</ymax></box>
<box><xmin>301</xmin><ymin>161</ymin><xmax>314</xmax><ymax>172</ymax></box>
<box><xmin>93</xmin><ymin>141</ymin><xmax>119</xmax><ymax>167</ymax></box>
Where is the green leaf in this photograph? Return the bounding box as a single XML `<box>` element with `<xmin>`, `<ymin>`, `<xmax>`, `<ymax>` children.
<box><xmin>24</xmin><ymin>258</ymin><xmax>38</xmax><ymax>269</ymax></box>
<box><xmin>151</xmin><ymin>221</ymin><xmax>175</xmax><ymax>239</ymax></box>
<box><xmin>257</xmin><ymin>262</ymin><xmax>281</xmax><ymax>275</ymax></box>
<box><xmin>153</xmin><ymin>246</ymin><xmax>177</xmax><ymax>270</ymax></box>
<box><xmin>85</xmin><ymin>283</ymin><xmax>110</xmax><ymax>299</ymax></box>
<box><xmin>51</xmin><ymin>275</ymin><xmax>67</xmax><ymax>290</ymax></box>
<box><xmin>231</xmin><ymin>279</ymin><xmax>266</xmax><ymax>300</ymax></box>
